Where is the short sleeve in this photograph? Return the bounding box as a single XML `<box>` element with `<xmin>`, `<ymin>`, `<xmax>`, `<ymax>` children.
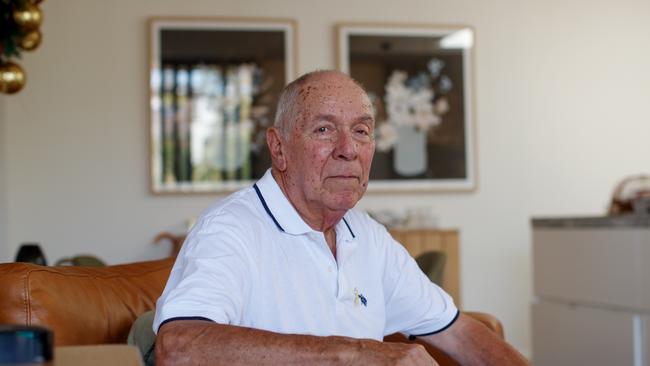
<box><xmin>152</xmin><ymin>214</ymin><xmax>254</xmax><ymax>334</ymax></box>
<box><xmin>380</xmin><ymin>227</ymin><xmax>458</xmax><ymax>336</ymax></box>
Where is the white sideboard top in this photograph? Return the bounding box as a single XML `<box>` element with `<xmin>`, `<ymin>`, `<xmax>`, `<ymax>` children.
<box><xmin>532</xmin><ymin>215</ymin><xmax>650</xmax><ymax>228</ymax></box>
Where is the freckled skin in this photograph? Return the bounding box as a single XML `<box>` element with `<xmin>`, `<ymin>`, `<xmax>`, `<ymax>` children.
<box><xmin>267</xmin><ymin>72</ymin><xmax>375</xmax><ymax>234</ymax></box>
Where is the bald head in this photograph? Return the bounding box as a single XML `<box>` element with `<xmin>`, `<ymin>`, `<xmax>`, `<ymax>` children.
<box><xmin>273</xmin><ymin>70</ymin><xmax>369</xmax><ymax>138</ymax></box>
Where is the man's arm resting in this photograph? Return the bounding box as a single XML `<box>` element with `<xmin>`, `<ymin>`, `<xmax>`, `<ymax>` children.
<box><xmin>419</xmin><ymin>313</ymin><xmax>531</xmax><ymax>366</ymax></box>
<box><xmin>156</xmin><ymin>319</ymin><xmax>438</xmax><ymax>366</ymax></box>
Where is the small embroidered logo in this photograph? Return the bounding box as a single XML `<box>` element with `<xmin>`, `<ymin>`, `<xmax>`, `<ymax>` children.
<box><xmin>354</xmin><ymin>287</ymin><xmax>367</xmax><ymax>307</ymax></box>
<box><xmin>359</xmin><ymin>294</ymin><xmax>367</xmax><ymax>307</ymax></box>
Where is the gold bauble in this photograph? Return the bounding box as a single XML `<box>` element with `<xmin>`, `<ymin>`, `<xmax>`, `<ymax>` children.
<box><xmin>20</xmin><ymin>30</ymin><xmax>42</xmax><ymax>51</ymax></box>
<box><xmin>0</xmin><ymin>62</ymin><xmax>27</xmax><ymax>94</ymax></box>
<box><xmin>13</xmin><ymin>4</ymin><xmax>43</xmax><ymax>31</ymax></box>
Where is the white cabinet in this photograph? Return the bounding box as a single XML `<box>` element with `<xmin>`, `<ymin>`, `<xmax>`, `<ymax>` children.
<box><xmin>532</xmin><ymin>219</ymin><xmax>650</xmax><ymax>366</ymax></box>
<box><xmin>532</xmin><ymin>300</ymin><xmax>644</xmax><ymax>366</ymax></box>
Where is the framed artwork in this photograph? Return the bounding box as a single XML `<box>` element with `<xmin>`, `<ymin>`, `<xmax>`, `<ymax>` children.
<box><xmin>337</xmin><ymin>23</ymin><xmax>476</xmax><ymax>192</ymax></box>
<box><xmin>148</xmin><ymin>17</ymin><xmax>297</xmax><ymax>193</ymax></box>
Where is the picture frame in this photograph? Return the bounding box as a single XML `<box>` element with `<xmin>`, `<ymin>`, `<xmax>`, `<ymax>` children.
<box><xmin>148</xmin><ymin>17</ymin><xmax>297</xmax><ymax>194</ymax></box>
<box><xmin>336</xmin><ymin>23</ymin><xmax>477</xmax><ymax>192</ymax></box>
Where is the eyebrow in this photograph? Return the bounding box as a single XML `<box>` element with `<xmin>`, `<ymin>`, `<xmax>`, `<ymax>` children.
<box><xmin>313</xmin><ymin>113</ymin><xmax>375</xmax><ymax>124</ymax></box>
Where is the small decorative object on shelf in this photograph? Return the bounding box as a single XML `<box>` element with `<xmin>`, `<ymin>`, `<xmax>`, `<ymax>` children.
<box><xmin>608</xmin><ymin>174</ymin><xmax>650</xmax><ymax>216</ymax></box>
<box><xmin>55</xmin><ymin>255</ymin><xmax>106</xmax><ymax>267</ymax></box>
<box><xmin>154</xmin><ymin>231</ymin><xmax>185</xmax><ymax>257</ymax></box>
<box><xmin>0</xmin><ymin>0</ymin><xmax>45</xmax><ymax>94</ymax></box>
<box><xmin>14</xmin><ymin>242</ymin><xmax>47</xmax><ymax>265</ymax></box>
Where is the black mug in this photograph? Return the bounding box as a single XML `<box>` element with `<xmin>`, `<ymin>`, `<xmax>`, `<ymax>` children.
<box><xmin>0</xmin><ymin>325</ymin><xmax>53</xmax><ymax>364</ymax></box>
<box><xmin>15</xmin><ymin>243</ymin><xmax>47</xmax><ymax>266</ymax></box>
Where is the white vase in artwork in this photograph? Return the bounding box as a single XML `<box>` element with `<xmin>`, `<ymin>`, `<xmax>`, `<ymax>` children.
<box><xmin>393</xmin><ymin>125</ymin><xmax>427</xmax><ymax>176</ymax></box>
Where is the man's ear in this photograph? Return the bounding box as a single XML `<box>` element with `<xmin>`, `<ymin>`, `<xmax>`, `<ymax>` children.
<box><xmin>266</xmin><ymin>127</ymin><xmax>287</xmax><ymax>171</ymax></box>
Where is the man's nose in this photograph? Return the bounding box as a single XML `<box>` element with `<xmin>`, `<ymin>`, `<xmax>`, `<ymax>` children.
<box><xmin>334</xmin><ymin>131</ymin><xmax>358</xmax><ymax>161</ymax></box>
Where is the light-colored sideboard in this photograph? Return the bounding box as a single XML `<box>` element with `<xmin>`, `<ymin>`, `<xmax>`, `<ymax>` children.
<box><xmin>532</xmin><ymin>216</ymin><xmax>650</xmax><ymax>366</ymax></box>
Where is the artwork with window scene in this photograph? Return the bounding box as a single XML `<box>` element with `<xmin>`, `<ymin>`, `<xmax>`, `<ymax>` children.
<box><xmin>337</xmin><ymin>24</ymin><xmax>476</xmax><ymax>191</ymax></box>
<box><xmin>149</xmin><ymin>18</ymin><xmax>296</xmax><ymax>193</ymax></box>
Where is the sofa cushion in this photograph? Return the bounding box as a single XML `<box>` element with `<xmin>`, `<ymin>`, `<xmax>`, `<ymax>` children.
<box><xmin>0</xmin><ymin>258</ymin><xmax>174</xmax><ymax>346</ymax></box>
<box><xmin>127</xmin><ymin>310</ymin><xmax>156</xmax><ymax>366</ymax></box>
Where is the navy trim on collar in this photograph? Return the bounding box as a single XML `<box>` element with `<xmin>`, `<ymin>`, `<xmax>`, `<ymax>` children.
<box><xmin>253</xmin><ymin>183</ymin><xmax>285</xmax><ymax>232</ymax></box>
<box><xmin>342</xmin><ymin>217</ymin><xmax>356</xmax><ymax>238</ymax></box>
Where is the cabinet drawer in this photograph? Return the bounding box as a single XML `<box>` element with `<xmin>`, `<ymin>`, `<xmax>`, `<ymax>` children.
<box><xmin>533</xmin><ymin>228</ymin><xmax>650</xmax><ymax>310</ymax></box>
<box><xmin>532</xmin><ymin>301</ymin><xmax>638</xmax><ymax>366</ymax></box>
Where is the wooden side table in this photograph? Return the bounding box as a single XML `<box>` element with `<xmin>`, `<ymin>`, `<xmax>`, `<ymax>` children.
<box><xmin>389</xmin><ymin>229</ymin><xmax>461</xmax><ymax>307</ymax></box>
<box><xmin>54</xmin><ymin>345</ymin><xmax>143</xmax><ymax>366</ymax></box>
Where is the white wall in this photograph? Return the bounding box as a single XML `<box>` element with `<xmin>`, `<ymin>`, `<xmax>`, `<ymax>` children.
<box><xmin>4</xmin><ymin>0</ymin><xmax>650</xmax><ymax>357</ymax></box>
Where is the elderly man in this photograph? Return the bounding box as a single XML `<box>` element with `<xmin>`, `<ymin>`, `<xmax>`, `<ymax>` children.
<box><xmin>153</xmin><ymin>70</ymin><xmax>529</xmax><ymax>365</ymax></box>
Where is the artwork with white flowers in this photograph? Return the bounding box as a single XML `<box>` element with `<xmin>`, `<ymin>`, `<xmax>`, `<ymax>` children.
<box><xmin>149</xmin><ymin>18</ymin><xmax>296</xmax><ymax>193</ymax></box>
<box><xmin>337</xmin><ymin>24</ymin><xmax>476</xmax><ymax>191</ymax></box>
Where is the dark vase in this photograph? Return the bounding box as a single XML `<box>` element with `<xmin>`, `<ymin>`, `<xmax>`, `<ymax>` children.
<box><xmin>15</xmin><ymin>243</ymin><xmax>47</xmax><ymax>266</ymax></box>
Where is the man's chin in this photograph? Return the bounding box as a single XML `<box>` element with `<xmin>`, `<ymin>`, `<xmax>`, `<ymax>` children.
<box><xmin>324</xmin><ymin>191</ymin><xmax>363</xmax><ymax>211</ymax></box>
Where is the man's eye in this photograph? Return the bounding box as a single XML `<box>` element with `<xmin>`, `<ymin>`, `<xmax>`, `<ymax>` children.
<box><xmin>355</xmin><ymin>127</ymin><xmax>373</xmax><ymax>138</ymax></box>
<box><xmin>316</xmin><ymin>126</ymin><xmax>328</xmax><ymax>133</ymax></box>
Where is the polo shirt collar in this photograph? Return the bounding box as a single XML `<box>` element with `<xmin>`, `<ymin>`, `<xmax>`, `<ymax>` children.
<box><xmin>254</xmin><ymin>169</ymin><xmax>313</xmax><ymax>235</ymax></box>
<box><xmin>254</xmin><ymin>169</ymin><xmax>356</xmax><ymax>241</ymax></box>
<box><xmin>336</xmin><ymin>216</ymin><xmax>356</xmax><ymax>243</ymax></box>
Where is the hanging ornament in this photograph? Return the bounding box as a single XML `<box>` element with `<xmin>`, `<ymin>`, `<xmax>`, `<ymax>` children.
<box><xmin>13</xmin><ymin>3</ymin><xmax>43</xmax><ymax>31</ymax></box>
<box><xmin>0</xmin><ymin>62</ymin><xmax>26</xmax><ymax>94</ymax></box>
<box><xmin>0</xmin><ymin>1</ymin><xmax>44</xmax><ymax>94</ymax></box>
<box><xmin>19</xmin><ymin>30</ymin><xmax>42</xmax><ymax>51</ymax></box>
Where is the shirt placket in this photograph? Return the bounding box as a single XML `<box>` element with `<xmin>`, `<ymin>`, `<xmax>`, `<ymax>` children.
<box><xmin>334</xmin><ymin>229</ymin><xmax>357</xmax><ymax>303</ymax></box>
<box><xmin>308</xmin><ymin>232</ymin><xmax>340</xmax><ymax>297</ymax></box>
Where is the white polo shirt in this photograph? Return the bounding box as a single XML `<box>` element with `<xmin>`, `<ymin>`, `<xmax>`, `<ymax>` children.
<box><xmin>153</xmin><ymin>169</ymin><xmax>458</xmax><ymax>340</ymax></box>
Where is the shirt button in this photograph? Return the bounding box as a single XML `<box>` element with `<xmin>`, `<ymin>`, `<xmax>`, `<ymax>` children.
<box><xmin>327</xmin><ymin>266</ymin><xmax>333</xmax><ymax>272</ymax></box>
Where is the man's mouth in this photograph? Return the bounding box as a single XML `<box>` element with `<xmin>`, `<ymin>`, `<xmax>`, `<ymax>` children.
<box><xmin>329</xmin><ymin>175</ymin><xmax>359</xmax><ymax>180</ymax></box>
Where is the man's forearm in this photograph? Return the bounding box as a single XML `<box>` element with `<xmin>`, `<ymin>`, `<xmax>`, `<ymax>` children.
<box><xmin>421</xmin><ymin>314</ymin><xmax>531</xmax><ymax>366</ymax></box>
<box><xmin>156</xmin><ymin>320</ymin><xmax>351</xmax><ymax>365</ymax></box>
<box><xmin>156</xmin><ymin>320</ymin><xmax>436</xmax><ymax>366</ymax></box>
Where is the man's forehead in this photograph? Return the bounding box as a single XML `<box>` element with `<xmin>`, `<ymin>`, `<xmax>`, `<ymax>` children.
<box><xmin>299</xmin><ymin>72</ymin><xmax>362</xmax><ymax>91</ymax></box>
<box><xmin>297</xmin><ymin>75</ymin><xmax>371</xmax><ymax>108</ymax></box>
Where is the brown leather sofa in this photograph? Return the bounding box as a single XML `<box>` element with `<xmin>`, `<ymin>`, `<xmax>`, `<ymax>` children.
<box><xmin>0</xmin><ymin>258</ymin><xmax>503</xmax><ymax>365</ymax></box>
